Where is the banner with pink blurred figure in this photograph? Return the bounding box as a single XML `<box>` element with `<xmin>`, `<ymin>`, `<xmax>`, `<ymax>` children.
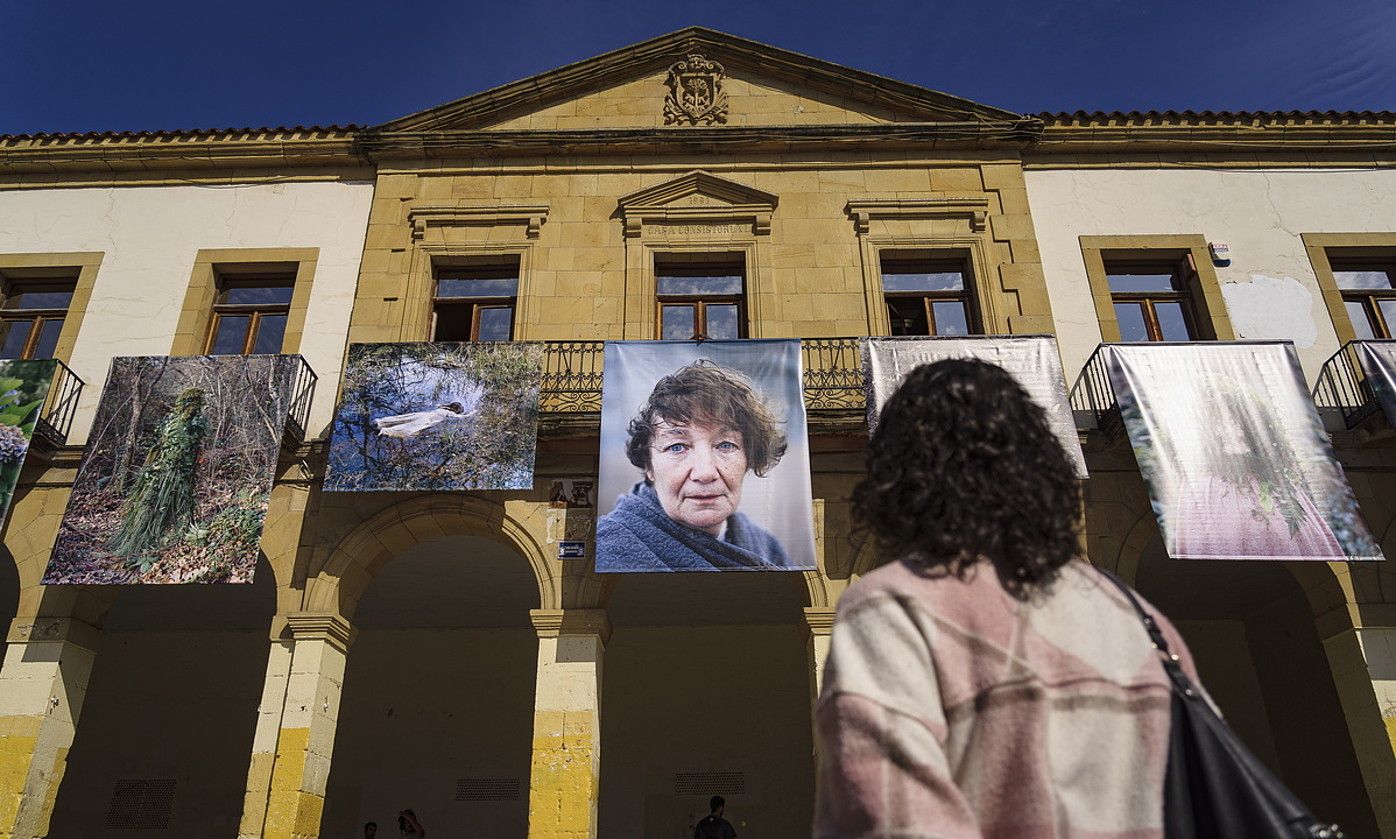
<box><xmin>1106</xmin><ymin>342</ymin><xmax>1381</xmax><ymax>561</ymax></box>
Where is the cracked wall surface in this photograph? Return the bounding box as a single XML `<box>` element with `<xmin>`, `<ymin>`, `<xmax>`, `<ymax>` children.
<box><xmin>1024</xmin><ymin>168</ymin><xmax>1396</xmax><ymax>380</ymax></box>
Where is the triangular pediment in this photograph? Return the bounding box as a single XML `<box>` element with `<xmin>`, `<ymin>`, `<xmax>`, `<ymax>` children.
<box><xmin>377</xmin><ymin>27</ymin><xmax>1024</xmax><ymax>133</ymax></box>
<box><xmin>617</xmin><ymin>171</ymin><xmax>776</xmax><ymax>237</ymax></box>
<box><xmin>618</xmin><ymin>171</ymin><xmax>777</xmax><ymax>212</ymax></box>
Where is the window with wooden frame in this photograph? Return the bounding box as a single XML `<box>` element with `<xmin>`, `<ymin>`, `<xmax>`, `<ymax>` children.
<box><xmin>433</xmin><ymin>258</ymin><xmax>519</xmax><ymax>342</ymax></box>
<box><xmin>205</xmin><ymin>271</ymin><xmax>295</xmax><ymax>355</ymax></box>
<box><xmin>1104</xmin><ymin>255</ymin><xmax>1202</xmax><ymax>342</ymax></box>
<box><xmin>880</xmin><ymin>251</ymin><xmax>976</xmax><ymax>337</ymax></box>
<box><xmin>0</xmin><ymin>274</ymin><xmax>76</xmax><ymax>360</ymax></box>
<box><xmin>1329</xmin><ymin>258</ymin><xmax>1396</xmax><ymax>340</ymax></box>
<box><xmin>655</xmin><ymin>254</ymin><xmax>745</xmax><ymax>340</ymax></box>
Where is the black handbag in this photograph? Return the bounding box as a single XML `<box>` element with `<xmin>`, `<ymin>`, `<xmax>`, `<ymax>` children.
<box><xmin>1098</xmin><ymin>570</ymin><xmax>1344</xmax><ymax>839</ymax></box>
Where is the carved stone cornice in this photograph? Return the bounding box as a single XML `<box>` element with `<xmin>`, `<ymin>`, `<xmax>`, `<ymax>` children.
<box><xmin>1034</xmin><ymin>113</ymin><xmax>1396</xmax><ymax>158</ymax></box>
<box><xmin>407</xmin><ymin>203</ymin><xmax>549</xmax><ymax>240</ymax></box>
<box><xmin>529</xmin><ymin>608</ymin><xmax>611</xmax><ymax>645</ymax></box>
<box><xmin>802</xmin><ymin>607</ymin><xmax>837</xmax><ymax>638</ymax></box>
<box><xmin>0</xmin><ymin>129</ymin><xmax>364</xmax><ymax>181</ymax></box>
<box><xmin>359</xmin><ymin>122</ymin><xmax>1042</xmax><ymax>161</ymax></box>
<box><xmin>845</xmin><ymin>196</ymin><xmax>990</xmax><ymax>235</ymax></box>
<box><xmin>284</xmin><ymin>611</ymin><xmax>356</xmax><ymax>651</ymax></box>
<box><xmin>617</xmin><ymin>170</ymin><xmax>776</xmax><ymax>238</ymax></box>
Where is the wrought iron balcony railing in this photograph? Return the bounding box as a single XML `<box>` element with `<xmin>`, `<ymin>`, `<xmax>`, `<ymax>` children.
<box><xmin>31</xmin><ymin>359</ymin><xmax>85</xmax><ymax>452</ymax></box>
<box><xmin>1314</xmin><ymin>340</ymin><xmax>1387</xmax><ymax>429</ymax></box>
<box><xmin>1069</xmin><ymin>343</ymin><xmax>1119</xmax><ymax>433</ymax></box>
<box><xmin>538</xmin><ymin>338</ymin><xmax>868</xmax><ymax>417</ymax></box>
<box><xmin>282</xmin><ymin>355</ymin><xmax>318</xmax><ymax>447</ymax></box>
<box><xmin>540</xmin><ymin>341</ymin><xmax>605</xmax><ymax>414</ymax></box>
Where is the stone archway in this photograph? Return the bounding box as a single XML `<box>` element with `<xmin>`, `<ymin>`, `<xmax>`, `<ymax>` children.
<box><xmin>597</xmin><ymin>570</ymin><xmax>814</xmax><ymax>838</ymax></box>
<box><xmin>304</xmin><ymin>494</ymin><xmax>560</xmax><ymax>622</ymax></box>
<box><xmin>313</xmin><ymin>497</ymin><xmax>555</xmax><ymax>839</ymax></box>
<box><xmin>1131</xmin><ymin>542</ymin><xmax>1383</xmax><ymax>836</ymax></box>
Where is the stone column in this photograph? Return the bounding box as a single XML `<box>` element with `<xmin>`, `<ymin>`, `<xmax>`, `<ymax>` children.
<box><xmin>527</xmin><ymin>608</ymin><xmax>609</xmax><ymax>839</ymax></box>
<box><xmin>1320</xmin><ymin>619</ymin><xmax>1396</xmax><ymax>834</ymax></box>
<box><xmin>238</xmin><ymin>612</ymin><xmax>353</xmax><ymax>839</ymax></box>
<box><xmin>0</xmin><ymin>616</ymin><xmax>100</xmax><ymax>839</ymax></box>
<box><xmin>1361</xmin><ymin>626</ymin><xmax>1396</xmax><ymax>756</ymax></box>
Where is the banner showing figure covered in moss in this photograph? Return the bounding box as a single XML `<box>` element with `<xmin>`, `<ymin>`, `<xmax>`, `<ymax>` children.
<box><xmin>1106</xmin><ymin>342</ymin><xmax>1382</xmax><ymax>561</ymax></box>
<box><xmin>0</xmin><ymin>359</ymin><xmax>56</xmax><ymax>526</ymax></box>
<box><xmin>44</xmin><ymin>355</ymin><xmax>297</xmax><ymax>584</ymax></box>
<box><xmin>325</xmin><ymin>342</ymin><xmax>544</xmax><ymax>492</ymax></box>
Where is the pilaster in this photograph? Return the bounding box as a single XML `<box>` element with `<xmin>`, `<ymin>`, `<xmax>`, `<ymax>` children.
<box><xmin>240</xmin><ymin>612</ymin><xmax>353</xmax><ymax>839</ymax></box>
<box><xmin>527</xmin><ymin>608</ymin><xmax>609</xmax><ymax>839</ymax></box>
<box><xmin>0</xmin><ymin>617</ymin><xmax>100</xmax><ymax>839</ymax></box>
<box><xmin>1320</xmin><ymin>620</ymin><xmax>1396</xmax><ymax>835</ymax></box>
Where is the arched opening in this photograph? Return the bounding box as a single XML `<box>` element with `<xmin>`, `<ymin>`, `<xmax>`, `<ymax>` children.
<box><xmin>48</xmin><ymin>555</ymin><xmax>277</xmax><ymax>838</ymax></box>
<box><xmin>1135</xmin><ymin>550</ymin><xmax>1381</xmax><ymax>836</ymax></box>
<box><xmin>599</xmin><ymin>573</ymin><xmax>814</xmax><ymax>838</ymax></box>
<box><xmin>321</xmin><ymin>534</ymin><xmax>540</xmax><ymax>838</ymax></box>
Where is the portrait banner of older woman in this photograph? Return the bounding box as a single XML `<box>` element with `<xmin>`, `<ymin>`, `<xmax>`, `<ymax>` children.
<box><xmin>596</xmin><ymin>340</ymin><xmax>817</xmax><ymax>572</ymax></box>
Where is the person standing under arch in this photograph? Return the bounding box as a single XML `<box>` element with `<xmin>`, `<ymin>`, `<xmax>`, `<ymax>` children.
<box><xmin>694</xmin><ymin>795</ymin><xmax>736</xmax><ymax>839</ymax></box>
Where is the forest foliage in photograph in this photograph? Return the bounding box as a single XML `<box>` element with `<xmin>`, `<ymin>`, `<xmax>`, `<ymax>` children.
<box><xmin>325</xmin><ymin>342</ymin><xmax>544</xmax><ymax>492</ymax></box>
<box><xmin>43</xmin><ymin>355</ymin><xmax>295</xmax><ymax>584</ymax></box>
<box><xmin>0</xmin><ymin>359</ymin><xmax>55</xmax><ymax>525</ymax></box>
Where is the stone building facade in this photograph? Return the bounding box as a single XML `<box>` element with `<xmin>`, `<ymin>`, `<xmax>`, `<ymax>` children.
<box><xmin>0</xmin><ymin>26</ymin><xmax>1392</xmax><ymax>839</ymax></box>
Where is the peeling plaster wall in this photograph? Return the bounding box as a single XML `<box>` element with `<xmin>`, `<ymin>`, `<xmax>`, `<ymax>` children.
<box><xmin>1024</xmin><ymin>168</ymin><xmax>1396</xmax><ymax>382</ymax></box>
<box><xmin>0</xmin><ymin>181</ymin><xmax>374</xmax><ymax>440</ymax></box>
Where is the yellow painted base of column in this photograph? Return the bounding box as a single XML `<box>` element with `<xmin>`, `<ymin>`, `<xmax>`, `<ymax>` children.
<box><xmin>0</xmin><ymin>734</ymin><xmax>39</xmax><ymax>835</ymax></box>
<box><xmin>1386</xmin><ymin>715</ymin><xmax>1396</xmax><ymax>753</ymax></box>
<box><xmin>262</xmin><ymin>729</ymin><xmax>325</xmax><ymax>839</ymax></box>
<box><xmin>527</xmin><ymin>711</ymin><xmax>599</xmax><ymax>839</ymax></box>
<box><xmin>0</xmin><ymin>715</ymin><xmax>54</xmax><ymax>839</ymax></box>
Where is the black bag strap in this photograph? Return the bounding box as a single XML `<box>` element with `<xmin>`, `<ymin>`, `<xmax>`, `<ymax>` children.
<box><xmin>1095</xmin><ymin>567</ymin><xmax>1199</xmax><ymax>697</ymax></box>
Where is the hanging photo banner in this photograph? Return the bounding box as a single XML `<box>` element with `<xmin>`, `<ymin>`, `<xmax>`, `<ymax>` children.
<box><xmin>863</xmin><ymin>336</ymin><xmax>1087</xmax><ymax>477</ymax></box>
<box><xmin>1355</xmin><ymin>341</ymin><xmax>1396</xmax><ymax>426</ymax></box>
<box><xmin>1105</xmin><ymin>342</ymin><xmax>1382</xmax><ymax>561</ymax></box>
<box><xmin>0</xmin><ymin>359</ymin><xmax>57</xmax><ymax>527</ymax></box>
<box><xmin>325</xmin><ymin>342</ymin><xmax>544</xmax><ymax>492</ymax></box>
<box><xmin>596</xmin><ymin>340</ymin><xmax>817</xmax><ymax>572</ymax></box>
<box><xmin>44</xmin><ymin>355</ymin><xmax>299</xmax><ymax>585</ymax></box>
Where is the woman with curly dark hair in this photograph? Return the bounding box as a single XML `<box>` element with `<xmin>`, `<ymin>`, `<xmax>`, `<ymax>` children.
<box><xmin>814</xmin><ymin>359</ymin><xmax>1205</xmax><ymax>838</ymax></box>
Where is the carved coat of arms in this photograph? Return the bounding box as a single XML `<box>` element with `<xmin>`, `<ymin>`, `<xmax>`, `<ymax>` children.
<box><xmin>663</xmin><ymin>53</ymin><xmax>728</xmax><ymax>126</ymax></box>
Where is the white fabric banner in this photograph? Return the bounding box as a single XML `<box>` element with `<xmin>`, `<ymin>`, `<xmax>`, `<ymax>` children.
<box><xmin>1355</xmin><ymin>340</ymin><xmax>1396</xmax><ymax>427</ymax></box>
<box><xmin>863</xmin><ymin>336</ymin><xmax>1087</xmax><ymax>478</ymax></box>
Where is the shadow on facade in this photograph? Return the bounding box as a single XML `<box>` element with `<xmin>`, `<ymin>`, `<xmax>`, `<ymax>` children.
<box><xmin>47</xmin><ymin>554</ymin><xmax>277</xmax><ymax>838</ymax></box>
<box><xmin>1134</xmin><ymin>550</ymin><xmax>1380</xmax><ymax>837</ymax></box>
<box><xmin>598</xmin><ymin>572</ymin><xmax>814</xmax><ymax>838</ymax></box>
<box><xmin>321</xmin><ymin>534</ymin><xmax>539</xmax><ymax>838</ymax></box>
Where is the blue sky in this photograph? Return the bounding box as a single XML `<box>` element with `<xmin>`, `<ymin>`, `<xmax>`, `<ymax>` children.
<box><xmin>4</xmin><ymin>0</ymin><xmax>1395</xmax><ymax>134</ymax></box>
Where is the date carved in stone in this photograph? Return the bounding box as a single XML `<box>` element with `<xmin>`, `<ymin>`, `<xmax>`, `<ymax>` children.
<box><xmin>663</xmin><ymin>53</ymin><xmax>729</xmax><ymax>126</ymax></box>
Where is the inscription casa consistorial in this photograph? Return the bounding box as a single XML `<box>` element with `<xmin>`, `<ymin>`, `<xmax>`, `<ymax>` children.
<box><xmin>664</xmin><ymin>53</ymin><xmax>729</xmax><ymax>126</ymax></box>
<box><xmin>654</xmin><ymin>223</ymin><xmax>748</xmax><ymax>236</ymax></box>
